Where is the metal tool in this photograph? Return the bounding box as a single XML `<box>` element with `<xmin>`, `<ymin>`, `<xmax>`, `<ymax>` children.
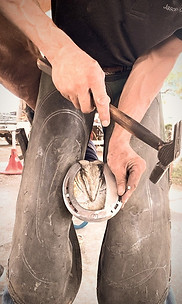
<box><xmin>37</xmin><ymin>56</ymin><xmax>182</xmax><ymax>185</ymax></box>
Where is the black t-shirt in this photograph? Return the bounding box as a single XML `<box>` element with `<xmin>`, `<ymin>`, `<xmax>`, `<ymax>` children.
<box><xmin>51</xmin><ymin>0</ymin><xmax>182</xmax><ymax>67</ymax></box>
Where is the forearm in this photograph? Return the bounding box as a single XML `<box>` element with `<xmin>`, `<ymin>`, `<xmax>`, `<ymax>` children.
<box><xmin>0</xmin><ymin>0</ymin><xmax>110</xmax><ymax>126</ymax></box>
<box><xmin>0</xmin><ymin>0</ymin><xmax>75</xmax><ymax>62</ymax></box>
<box><xmin>108</xmin><ymin>35</ymin><xmax>182</xmax><ymax>198</ymax></box>
<box><xmin>112</xmin><ymin>35</ymin><xmax>182</xmax><ymax>142</ymax></box>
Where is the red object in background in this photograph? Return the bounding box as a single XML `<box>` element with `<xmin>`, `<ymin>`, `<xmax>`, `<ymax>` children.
<box><xmin>0</xmin><ymin>148</ymin><xmax>23</xmax><ymax>175</ymax></box>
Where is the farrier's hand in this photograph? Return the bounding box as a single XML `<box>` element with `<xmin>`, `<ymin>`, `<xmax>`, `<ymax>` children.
<box><xmin>107</xmin><ymin>137</ymin><xmax>146</xmax><ymax>205</ymax></box>
<box><xmin>0</xmin><ymin>1</ymin><xmax>110</xmax><ymax>126</ymax></box>
<box><xmin>50</xmin><ymin>44</ymin><xmax>110</xmax><ymax>127</ymax></box>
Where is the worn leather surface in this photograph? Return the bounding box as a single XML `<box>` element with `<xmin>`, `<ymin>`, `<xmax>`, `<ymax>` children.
<box><xmin>7</xmin><ymin>73</ymin><xmax>94</xmax><ymax>303</ymax></box>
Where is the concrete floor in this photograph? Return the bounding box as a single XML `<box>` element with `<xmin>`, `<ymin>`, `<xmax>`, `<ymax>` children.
<box><xmin>0</xmin><ymin>140</ymin><xmax>182</xmax><ymax>304</ymax></box>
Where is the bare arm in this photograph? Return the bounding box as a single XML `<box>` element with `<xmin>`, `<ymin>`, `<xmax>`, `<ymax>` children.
<box><xmin>114</xmin><ymin>35</ymin><xmax>182</xmax><ymax>139</ymax></box>
<box><xmin>0</xmin><ymin>0</ymin><xmax>75</xmax><ymax>62</ymax></box>
<box><xmin>108</xmin><ymin>35</ymin><xmax>182</xmax><ymax>203</ymax></box>
<box><xmin>0</xmin><ymin>0</ymin><xmax>110</xmax><ymax>126</ymax></box>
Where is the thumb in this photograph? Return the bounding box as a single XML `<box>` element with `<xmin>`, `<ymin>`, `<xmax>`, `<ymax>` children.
<box><xmin>116</xmin><ymin>177</ymin><xmax>127</xmax><ymax>197</ymax></box>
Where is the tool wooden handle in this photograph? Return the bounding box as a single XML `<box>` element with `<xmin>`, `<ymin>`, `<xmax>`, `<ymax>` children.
<box><xmin>109</xmin><ymin>104</ymin><xmax>164</xmax><ymax>150</ymax></box>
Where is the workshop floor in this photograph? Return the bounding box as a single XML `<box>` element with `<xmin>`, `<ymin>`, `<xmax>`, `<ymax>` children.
<box><xmin>0</xmin><ymin>141</ymin><xmax>182</xmax><ymax>304</ymax></box>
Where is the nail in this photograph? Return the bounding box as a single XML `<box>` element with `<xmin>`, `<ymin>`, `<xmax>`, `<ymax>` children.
<box><xmin>102</xmin><ymin>120</ymin><xmax>109</xmax><ymax>127</ymax></box>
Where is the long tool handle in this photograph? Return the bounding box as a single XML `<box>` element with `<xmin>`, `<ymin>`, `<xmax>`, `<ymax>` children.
<box><xmin>37</xmin><ymin>57</ymin><xmax>165</xmax><ymax>151</ymax></box>
<box><xmin>109</xmin><ymin>104</ymin><xmax>164</xmax><ymax>150</ymax></box>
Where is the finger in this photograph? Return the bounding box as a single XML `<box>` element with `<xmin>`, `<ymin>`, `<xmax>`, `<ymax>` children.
<box><xmin>62</xmin><ymin>93</ymin><xmax>81</xmax><ymax>110</ymax></box>
<box><xmin>91</xmin><ymin>77</ymin><xmax>110</xmax><ymax>126</ymax></box>
<box><xmin>115</xmin><ymin>170</ymin><xmax>128</xmax><ymax>197</ymax></box>
<box><xmin>117</xmin><ymin>180</ymin><xmax>127</xmax><ymax>197</ymax></box>
<box><xmin>78</xmin><ymin>90</ymin><xmax>96</xmax><ymax>113</ymax></box>
<box><xmin>121</xmin><ymin>181</ymin><xmax>135</xmax><ymax>205</ymax></box>
<box><xmin>121</xmin><ymin>163</ymin><xmax>146</xmax><ymax>204</ymax></box>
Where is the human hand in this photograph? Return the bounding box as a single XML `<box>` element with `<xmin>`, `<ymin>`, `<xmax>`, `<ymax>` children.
<box><xmin>107</xmin><ymin>140</ymin><xmax>146</xmax><ymax>205</ymax></box>
<box><xmin>50</xmin><ymin>44</ymin><xmax>110</xmax><ymax>126</ymax></box>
